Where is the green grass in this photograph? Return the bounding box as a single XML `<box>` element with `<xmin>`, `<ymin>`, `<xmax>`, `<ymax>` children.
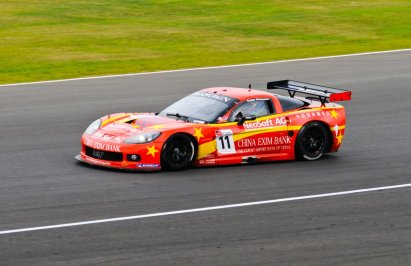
<box><xmin>1</xmin><ymin>0</ymin><xmax>410</xmax><ymax>84</ymax></box>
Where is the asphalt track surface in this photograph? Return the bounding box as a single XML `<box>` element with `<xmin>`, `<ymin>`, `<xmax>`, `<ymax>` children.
<box><xmin>1</xmin><ymin>51</ymin><xmax>411</xmax><ymax>265</ymax></box>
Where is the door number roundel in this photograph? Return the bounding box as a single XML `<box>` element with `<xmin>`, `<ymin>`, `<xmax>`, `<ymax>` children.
<box><xmin>216</xmin><ymin>129</ymin><xmax>236</xmax><ymax>154</ymax></box>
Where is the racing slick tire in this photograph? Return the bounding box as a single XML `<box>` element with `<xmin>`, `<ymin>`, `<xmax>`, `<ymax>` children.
<box><xmin>161</xmin><ymin>133</ymin><xmax>196</xmax><ymax>171</ymax></box>
<box><xmin>295</xmin><ymin>122</ymin><xmax>329</xmax><ymax>161</ymax></box>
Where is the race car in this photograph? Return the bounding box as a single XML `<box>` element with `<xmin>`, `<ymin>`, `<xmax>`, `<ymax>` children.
<box><xmin>75</xmin><ymin>80</ymin><xmax>351</xmax><ymax>171</ymax></box>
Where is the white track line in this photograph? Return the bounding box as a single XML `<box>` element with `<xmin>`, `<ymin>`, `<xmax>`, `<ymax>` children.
<box><xmin>1</xmin><ymin>183</ymin><xmax>410</xmax><ymax>235</ymax></box>
<box><xmin>1</xmin><ymin>48</ymin><xmax>411</xmax><ymax>87</ymax></box>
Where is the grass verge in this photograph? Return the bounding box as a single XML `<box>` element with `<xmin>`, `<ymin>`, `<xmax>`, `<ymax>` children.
<box><xmin>1</xmin><ymin>0</ymin><xmax>410</xmax><ymax>84</ymax></box>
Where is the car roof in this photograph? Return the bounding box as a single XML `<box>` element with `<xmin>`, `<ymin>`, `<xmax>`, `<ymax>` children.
<box><xmin>201</xmin><ymin>87</ymin><xmax>275</xmax><ymax>101</ymax></box>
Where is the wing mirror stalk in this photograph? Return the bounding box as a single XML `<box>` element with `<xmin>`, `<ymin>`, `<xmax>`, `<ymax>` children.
<box><xmin>236</xmin><ymin>115</ymin><xmax>256</xmax><ymax>125</ymax></box>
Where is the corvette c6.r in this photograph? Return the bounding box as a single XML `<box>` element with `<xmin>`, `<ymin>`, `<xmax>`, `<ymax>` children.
<box><xmin>75</xmin><ymin>80</ymin><xmax>351</xmax><ymax>171</ymax></box>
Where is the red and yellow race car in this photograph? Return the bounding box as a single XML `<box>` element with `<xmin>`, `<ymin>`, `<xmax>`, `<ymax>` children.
<box><xmin>75</xmin><ymin>80</ymin><xmax>351</xmax><ymax>171</ymax></box>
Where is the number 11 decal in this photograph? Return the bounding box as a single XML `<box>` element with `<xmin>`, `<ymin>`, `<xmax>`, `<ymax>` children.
<box><xmin>216</xmin><ymin>129</ymin><xmax>236</xmax><ymax>154</ymax></box>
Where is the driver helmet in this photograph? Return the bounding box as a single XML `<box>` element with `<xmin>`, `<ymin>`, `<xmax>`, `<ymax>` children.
<box><xmin>242</xmin><ymin>100</ymin><xmax>266</xmax><ymax>116</ymax></box>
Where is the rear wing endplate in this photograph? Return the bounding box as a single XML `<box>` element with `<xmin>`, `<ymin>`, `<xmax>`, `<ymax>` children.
<box><xmin>267</xmin><ymin>80</ymin><xmax>351</xmax><ymax>104</ymax></box>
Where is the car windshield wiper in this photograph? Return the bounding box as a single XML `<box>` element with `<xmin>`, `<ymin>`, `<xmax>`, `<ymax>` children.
<box><xmin>166</xmin><ymin>113</ymin><xmax>190</xmax><ymax>122</ymax></box>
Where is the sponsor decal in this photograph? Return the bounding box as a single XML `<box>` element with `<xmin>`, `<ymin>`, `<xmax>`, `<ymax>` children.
<box><xmin>85</xmin><ymin>138</ymin><xmax>121</xmax><ymax>152</ymax></box>
<box><xmin>137</xmin><ymin>164</ymin><xmax>161</xmax><ymax>168</ymax></box>
<box><xmin>198</xmin><ymin>159</ymin><xmax>216</xmax><ymax>165</ymax></box>
<box><xmin>85</xmin><ymin>156</ymin><xmax>111</xmax><ymax>166</ymax></box>
<box><xmin>197</xmin><ymin>92</ymin><xmax>232</xmax><ymax>103</ymax></box>
<box><xmin>243</xmin><ymin>117</ymin><xmax>287</xmax><ymax>130</ymax></box>
<box><xmin>246</xmin><ymin>98</ymin><xmax>270</xmax><ymax>102</ymax></box>
<box><xmin>237</xmin><ymin>148</ymin><xmax>255</xmax><ymax>153</ymax></box>
<box><xmin>237</xmin><ymin>143</ymin><xmax>292</xmax><ymax>154</ymax></box>
<box><xmin>297</xmin><ymin>111</ymin><xmax>330</xmax><ymax>119</ymax></box>
<box><xmin>244</xmin><ymin>119</ymin><xmax>274</xmax><ymax>129</ymax></box>
<box><xmin>237</xmin><ymin>136</ymin><xmax>291</xmax><ymax>148</ymax></box>
<box><xmin>257</xmin><ymin>145</ymin><xmax>291</xmax><ymax>152</ymax></box>
<box><xmin>273</xmin><ymin>136</ymin><xmax>291</xmax><ymax>145</ymax></box>
<box><xmin>93</xmin><ymin>150</ymin><xmax>104</xmax><ymax>158</ymax></box>
<box><xmin>238</xmin><ymin>138</ymin><xmax>255</xmax><ymax>147</ymax></box>
<box><xmin>105</xmin><ymin>123</ymin><xmax>134</xmax><ymax>130</ymax></box>
<box><xmin>92</xmin><ymin>132</ymin><xmax>125</xmax><ymax>143</ymax></box>
<box><xmin>105</xmin><ymin>123</ymin><xmax>141</xmax><ymax>132</ymax></box>
<box><xmin>275</xmin><ymin>117</ymin><xmax>287</xmax><ymax>125</ymax></box>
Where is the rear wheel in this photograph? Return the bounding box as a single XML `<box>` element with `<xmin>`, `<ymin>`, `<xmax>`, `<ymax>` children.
<box><xmin>161</xmin><ymin>134</ymin><xmax>195</xmax><ymax>170</ymax></box>
<box><xmin>296</xmin><ymin>122</ymin><xmax>329</xmax><ymax>161</ymax></box>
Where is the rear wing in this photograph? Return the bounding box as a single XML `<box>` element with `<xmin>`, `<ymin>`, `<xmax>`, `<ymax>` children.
<box><xmin>267</xmin><ymin>80</ymin><xmax>351</xmax><ymax>105</ymax></box>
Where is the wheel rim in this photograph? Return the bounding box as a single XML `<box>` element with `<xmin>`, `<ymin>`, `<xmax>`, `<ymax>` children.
<box><xmin>301</xmin><ymin>126</ymin><xmax>326</xmax><ymax>156</ymax></box>
<box><xmin>165</xmin><ymin>137</ymin><xmax>193</xmax><ymax>167</ymax></box>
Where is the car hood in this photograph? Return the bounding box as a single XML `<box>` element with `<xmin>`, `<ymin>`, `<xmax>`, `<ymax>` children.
<box><xmin>90</xmin><ymin>113</ymin><xmax>185</xmax><ymax>143</ymax></box>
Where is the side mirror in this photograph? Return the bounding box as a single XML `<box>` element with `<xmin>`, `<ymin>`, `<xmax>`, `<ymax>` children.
<box><xmin>236</xmin><ymin>116</ymin><xmax>246</xmax><ymax>125</ymax></box>
<box><xmin>235</xmin><ymin>113</ymin><xmax>256</xmax><ymax>125</ymax></box>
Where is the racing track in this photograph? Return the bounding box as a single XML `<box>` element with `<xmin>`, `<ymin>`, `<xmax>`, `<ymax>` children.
<box><xmin>1</xmin><ymin>51</ymin><xmax>411</xmax><ymax>265</ymax></box>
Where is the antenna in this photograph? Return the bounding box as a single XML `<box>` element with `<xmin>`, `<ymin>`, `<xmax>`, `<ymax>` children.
<box><xmin>248</xmin><ymin>84</ymin><xmax>251</xmax><ymax>91</ymax></box>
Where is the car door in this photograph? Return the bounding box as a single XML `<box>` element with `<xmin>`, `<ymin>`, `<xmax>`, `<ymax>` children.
<box><xmin>215</xmin><ymin>97</ymin><xmax>282</xmax><ymax>158</ymax></box>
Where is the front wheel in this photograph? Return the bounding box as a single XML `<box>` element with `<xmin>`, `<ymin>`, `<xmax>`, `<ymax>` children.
<box><xmin>296</xmin><ymin>122</ymin><xmax>329</xmax><ymax>161</ymax></box>
<box><xmin>161</xmin><ymin>134</ymin><xmax>196</xmax><ymax>171</ymax></box>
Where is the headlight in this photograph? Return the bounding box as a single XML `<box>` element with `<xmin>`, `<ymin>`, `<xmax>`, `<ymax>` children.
<box><xmin>124</xmin><ymin>132</ymin><xmax>162</xmax><ymax>144</ymax></box>
<box><xmin>85</xmin><ymin>119</ymin><xmax>101</xmax><ymax>135</ymax></box>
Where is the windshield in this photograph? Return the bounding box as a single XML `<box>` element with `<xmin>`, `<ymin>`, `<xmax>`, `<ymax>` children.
<box><xmin>158</xmin><ymin>92</ymin><xmax>238</xmax><ymax>123</ymax></box>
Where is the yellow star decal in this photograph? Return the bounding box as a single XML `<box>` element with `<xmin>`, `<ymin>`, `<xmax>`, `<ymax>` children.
<box><xmin>330</xmin><ymin>109</ymin><xmax>338</xmax><ymax>119</ymax></box>
<box><xmin>336</xmin><ymin>132</ymin><xmax>344</xmax><ymax>145</ymax></box>
<box><xmin>150</xmin><ymin>124</ymin><xmax>165</xmax><ymax>130</ymax></box>
<box><xmin>193</xmin><ymin>127</ymin><xmax>204</xmax><ymax>142</ymax></box>
<box><xmin>146</xmin><ymin>145</ymin><xmax>159</xmax><ymax>157</ymax></box>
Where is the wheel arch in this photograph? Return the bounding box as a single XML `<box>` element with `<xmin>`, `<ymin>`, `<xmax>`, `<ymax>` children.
<box><xmin>295</xmin><ymin>120</ymin><xmax>333</xmax><ymax>160</ymax></box>
<box><xmin>308</xmin><ymin>120</ymin><xmax>333</xmax><ymax>152</ymax></box>
<box><xmin>161</xmin><ymin>132</ymin><xmax>199</xmax><ymax>162</ymax></box>
<box><xmin>182</xmin><ymin>132</ymin><xmax>199</xmax><ymax>161</ymax></box>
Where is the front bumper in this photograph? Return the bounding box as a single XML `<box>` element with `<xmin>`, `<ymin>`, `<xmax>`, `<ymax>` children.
<box><xmin>77</xmin><ymin>135</ymin><xmax>163</xmax><ymax>171</ymax></box>
<box><xmin>76</xmin><ymin>152</ymin><xmax>162</xmax><ymax>171</ymax></box>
